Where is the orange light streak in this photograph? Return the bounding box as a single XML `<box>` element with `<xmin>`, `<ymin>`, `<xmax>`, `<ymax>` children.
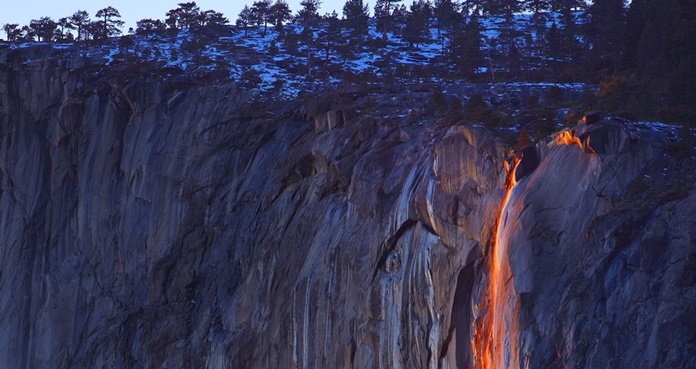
<box><xmin>474</xmin><ymin>155</ymin><xmax>522</xmax><ymax>369</ymax></box>
<box><xmin>554</xmin><ymin>130</ymin><xmax>583</xmax><ymax>149</ymax></box>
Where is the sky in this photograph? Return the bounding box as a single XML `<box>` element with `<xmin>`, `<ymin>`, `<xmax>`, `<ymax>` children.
<box><xmin>0</xmin><ymin>0</ymin><xmax>349</xmax><ymax>33</ymax></box>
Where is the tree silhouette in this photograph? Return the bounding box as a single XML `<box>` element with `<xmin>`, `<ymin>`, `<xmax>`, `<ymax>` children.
<box><xmin>549</xmin><ymin>0</ymin><xmax>584</xmax><ymax>12</ymax></box>
<box><xmin>29</xmin><ymin>17</ymin><xmax>57</xmax><ymax>42</ymax></box>
<box><xmin>251</xmin><ymin>0</ymin><xmax>272</xmax><ymax>35</ymax></box>
<box><xmin>269</xmin><ymin>0</ymin><xmax>292</xmax><ymax>34</ymax></box>
<box><xmin>452</xmin><ymin>15</ymin><xmax>484</xmax><ymax>78</ymax></box>
<box><xmin>296</xmin><ymin>0</ymin><xmax>322</xmax><ymax>30</ymax></box>
<box><xmin>18</xmin><ymin>25</ymin><xmax>38</xmax><ymax>42</ymax></box>
<box><xmin>166</xmin><ymin>2</ymin><xmax>201</xmax><ymax>29</ymax></box>
<box><xmin>3</xmin><ymin>24</ymin><xmax>21</xmax><ymax>42</ymax></box>
<box><xmin>403</xmin><ymin>0</ymin><xmax>432</xmax><ymax>49</ymax></box>
<box><xmin>585</xmin><ymin>0</ymin><xmax>626</xmax><ymax>72</ymax></box>
<box><xmin>136</xmin><ymin>19</ymin><xmax>167</xmax><ymax>34</ymax></box>
<box><xmin>374</xmin><ymin>0</ymin><xmax>403</xmax><ymax>40</ymax></box>
<box><xmin>461</xmin><ymin>0</ymin><xmax>486</xmax><ymax>15</ymax></box>
<box><xmin>69</xmin><ymin>11</ymin><xmax>90</xmax><ymax>41</ymax></box>
<box><xmin>622</xmin><ymin>0</ymin><xmax>646</xmax><ymax>69</ymax></box>
<box><xmin>434</xmin><ymin>0</ymin><xmax>460</xmax><ymax>53</ymax></box>
<box><xmin>57</xmin><ymin>18</ymin><xmax>76</xmax><ymax>41</ymax></box>
<box><xmin>525</xmin><ymin>0</ymin><xmax>551</xmax><ymax>18</ymax></box>
<box><xmin>295</xmin><ymin>0</ymin><xmax>322</xmax><ymax>76</ymax></box>
<box><xmin>236</xmin><ymin>5</ymin><xmax>253</xmax><ymax>36</ymax></box>
<box><xmin>320</xmin><ymin>11</ymin><xmax>342</xmax><ymax>62</ymax></box>
<box><xmin>544</xmin><ymin>22</ymin><xmax>563</xmax><ymax>74</ymax></box>
<box><xmin>95</xmin><ymin>6</ymin><xmax>124</xmax><ymax>39</ymax></box>
<box><xmin>199</xmin><ymin>10</ymin><xmax>229</xmax><ymax>32</ymax></box>
<box><xmin>525</xmin><ymin>0</ymin><xmax>551</xmax><ymax>48</ymax></box>
<box><xmin>83</xmin><ymin>21</ymin><xmax>102</xmax><ymax>41</ymax></box>
<box><xmin>343</xmin><ymin>0</ymin><xmax>370</xmax><ymax>37</ymax></box>
<box><xmin>624</xmin><ymin>0</ymin><xmax>696</xmax><ymax>110</ymax></box>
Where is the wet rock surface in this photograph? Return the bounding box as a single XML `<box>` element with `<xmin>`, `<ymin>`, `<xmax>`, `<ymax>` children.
<box><xmin>0</xmin><ymin>48</ymin><xmax>694</xmax><ymax>369</ymax></box>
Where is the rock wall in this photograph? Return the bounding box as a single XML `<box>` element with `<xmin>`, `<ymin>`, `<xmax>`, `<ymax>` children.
<box><xmin>0</xmin><ymin>48</ymin><xmax>694</xmax><ymax>369</ymax></box>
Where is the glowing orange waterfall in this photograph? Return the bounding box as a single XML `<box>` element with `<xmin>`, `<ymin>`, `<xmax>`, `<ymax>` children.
<box><xmin>473</xmin><ymin>156</ymin><xmax>522</xmax><ymax>369</ymax></box>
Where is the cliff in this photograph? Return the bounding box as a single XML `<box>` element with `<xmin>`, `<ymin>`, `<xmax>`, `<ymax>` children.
<box><xmin>1</xmin><ymin>47</ymin><xmax>694</xmax><ymax>369</ymax></box>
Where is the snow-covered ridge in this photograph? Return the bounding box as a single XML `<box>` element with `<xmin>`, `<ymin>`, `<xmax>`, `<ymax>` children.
<box><xmin>1</xmin><ymin>13</ymin><xmax>588</xmax><ymax>100</ymax></box>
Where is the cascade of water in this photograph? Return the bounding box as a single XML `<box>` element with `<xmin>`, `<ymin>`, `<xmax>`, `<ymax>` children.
<box><xmin>473</xmin><ymin>156</ymin><xmax>522</xmax><ymax>369</ymax></box>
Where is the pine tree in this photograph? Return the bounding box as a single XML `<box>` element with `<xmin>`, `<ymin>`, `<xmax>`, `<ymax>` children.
<box><xmin>525</xmin><ymin>0</ymin><xmax>551</xmax><ymax>40</ymax></box>
<box><xmin>671</xmin><ymin>0</ymin><xmax>696</xmax><ymax>65</ymax></box>
<box><xmin>501</xmin><ymin>0</ymin><xmax>522</xmax><ymax>20</ymax></box>
<box><xmin>69</xmin><ymin>10</ymin><xmax>90</xmax><ymax>41</ymax></box>
<box><xmin>136</xmin><ymin>19</ymin><xmax>167</xmax><ymax>34</ymax></box>
<box><xmin>343</xmin><ymin>0</ymin><xmax>370</xmax><ymax>37</ymax></box>
<box><xmin>296</xmin><ymin>0</ymin><xmax>322</xmax><ymax>75</ymax></box>
<box><xmin>29</xmin><ymin>17</ymin><xmax>57</xmax><ymax>42</ymax></box>
<box><xmin>18</xmin><ymin>25</ymin><xmax>38</xmax><ymax>42</ymax></box>
<box><xmin>2</xmin><ymin>24</ymin><xmax>21</xmax><ymax>42</ymax></box>
<box><xmin>320</xmin><ymin>11</ymin><xmax>342</xmax><ymax>61</ymax></box>
<box><xmin>392</xmin><ymin>4</ymin><xmax>409</xmax><ymax>31</ymax></box>
<box><xmin>199</xmin><ymin>10</ymin><xmax>229</xmax><ymax>31</ymax></box>
<box><xmin>626</xmin><ymin>0</ymin><xmax>696</xmax><ymax>109</ymax></box>
<box><xmin>374</xmin><ymin>0</ymin><xmax>403</xmax><ymax>40</ymax></box>
<box><xmin>269</xmin><ymin>0</ymin><xmax>292</xmax><ymax>34</ymax></box>
<box><xmin>525</xmin><ymin>0</ymin><xmax>551</xmax><ymax>15</ymax></box>
<box><xmin>544</xmin><ymin>22</ymin><xmax>564</xmax><ymax>74</ymax></box>
<box><xmin>166</xmin><ymin>2</ymin><xmax>201</xmax><ymax>29</ymax></box>
<box><xmin>461</xmin><ymin>0</ymin><xmax>486</xmax><ymax>15</ymax></box>
<box><xmin>251</xmin><ymin>0</ymin><xmax>272</xmax><ymax>35</ymax></box>
<box><xmin>483</xmin><ymin>0</ymin><xmax>522</xmax><ymax>17</ymax></box>
<box><xmin>57</xmin><ymin>18</ymin><xmax>76</xmax><ymax>41</ymax></box>
<box><xmin>118</xmin><ymin>35</ymin><xmax>135</xmax><ymax>54</ymax></box>
<box><xmin>554</xmin><ymin>3</ymin><xmax>582</xmax><ymax>76</ymax></box>
<box><xmin>83</xmin><ymin>21</ymin><xmax>102</xmax><ymax>41</ymax></box>
<box><xmin>490</xmin><ymin>0</ymin><xmax>523</xmax><ymax>76</ymax></box>
<box><xmin>95</xmin><ymin>6</ymin><xmax>124</xmax><ymax>39</ymax></box>
<box><xmin>622</xmin><ymin>0</ymin><xmax>646</xmax><ymax>69</ymax></box>
<box><xmin>452</xmin><ymin>15</ymin><xmax>484</xmax><ymax>78</ymax></box>
<box><xmin>236</xmin><ymin>5</ymin><xmax>253</xmax><ymax>36</ymax></box>
<box><xmin>403</xmin><ymin>0</ymin><xmax>432</xmax><ymax>48</ymax></box>
<box><xmin>549</xmin><ymin>0</ymin><xmax>584</xmax><ymax>12</ymax></box>
<box><xmin>374</xmin><ymin>0</ymin><xmax>390</xmax><ymax>37</ymax></box>
<box><xmin>296</xmin><ymin>0</ymin><xmax>322</xmax><ymax>30</ymax></box>
<box><xmin>523</xmin><ymin>0</ymin><xmax>550</xmax><ymax>69</ymax></box>
<box><xmin>636</xmin><ymin>0</ymin><xmax>675</xmax><ymax>74</ymax></box>
<box><xmin>585</xmin><ymin>0</ymin><xmax>626</xmax><ymax>72</ymax></box>
<box><xmin>434</xmin><ymin>0</ymin><xmax>460</xmax><ymax>51</ymax></box>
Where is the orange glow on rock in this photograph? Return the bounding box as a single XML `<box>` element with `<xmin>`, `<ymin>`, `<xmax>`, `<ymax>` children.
<box><xmin>555</xmin><ymin>130</ymin><xmax>583</xmax><ymax>149</ymax></box>
<box><xmin>474</xmin><ymin>156</ymin><xmax>522</xmax><ymax>369</ymax></box>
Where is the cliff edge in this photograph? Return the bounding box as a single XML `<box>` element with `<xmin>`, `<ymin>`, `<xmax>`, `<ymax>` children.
<box><xmin>1</xmin><ymin>47</ymin><xmax>694</xmax><ymax>369</ymax></box>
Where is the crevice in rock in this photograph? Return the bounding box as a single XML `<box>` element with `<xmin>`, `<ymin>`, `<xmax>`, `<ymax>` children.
<box><xmin>270</xmin><ymin>153</ymin><xmax>328</xmax><ymax>204</ymax></box>
<box><xmin>446</xmin><ymin>263</ymin><xmax>475</xmax><ymax>369</ymax></box>
<box><xmin>372</xmin><ymin>219</ymin><xmax>417</xmax><ymax>281</ymax></box>
<box><xmin>420</xmin><ymin>221</ymin><xmax>438</xmax><ymax>236</ymax></box>
<box><xmin>452</xmin><ymin>195</ymin><xmax>459</xmax><ymax>225</ymax></box>
<box><xmin>439</xmin><ymin>326</ymin><xmax>456</xmax><ymax>359</ymax></box>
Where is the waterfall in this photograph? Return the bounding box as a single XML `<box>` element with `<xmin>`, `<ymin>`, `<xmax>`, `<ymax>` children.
<box><xmin>474</xmin><ymin>156</ymin><xmax>522</xmax><ymax>369</ymax></box>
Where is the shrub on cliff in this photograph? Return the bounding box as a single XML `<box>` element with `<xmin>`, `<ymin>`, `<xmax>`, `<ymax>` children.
<box><xmin>515</xmin><ymin>127</ymin><xmax>534</xmax><ymax>151</ymax></box>
<box><xmin>529</xmin><ymin>108</ymin><xmax>557</xmax><ymax>137</ymax></box>
<box><xmin>546</xmin><ymin>86</ymin><xmax>565</xmax><ymax>105</ymax></box>
<box><xmin>667</xmin><ymin>124</ymin><xmax>696</xmax><ymax>159</ymax></box>
<box><xmin>240</xmin><ymin>67</ymin><xmax>262</xmax><ymax>89</ymax></box>
<box><xmin>426</xmin><ymin>88</ymin><xmax>448</xmax><ymax>115</ymax></box>
<box><xmin>458</xmin><ymin>94</ymin><xmax>508</xmax><ymax>127</ymax></box>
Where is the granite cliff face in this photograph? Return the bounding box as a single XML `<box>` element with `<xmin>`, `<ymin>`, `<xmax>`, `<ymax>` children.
<box><xmin>1</xmin><ymin>47</ymin><xmax>695</xmax><ymax>369</ymax></box>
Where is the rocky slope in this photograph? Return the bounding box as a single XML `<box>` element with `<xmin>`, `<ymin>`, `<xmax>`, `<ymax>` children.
<box><xmin>0</xmin><ymin>47</ymin><xmax>694</xmax><ymax>369</ymax></box>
